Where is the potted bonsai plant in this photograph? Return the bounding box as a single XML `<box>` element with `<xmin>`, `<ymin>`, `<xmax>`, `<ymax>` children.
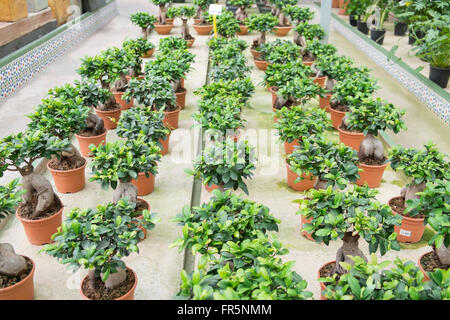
<box><xmin>210</xmin><ymin>55</ymin><xmax>251</xmax><ymax>81</ymax></box>
<box><xmin>193</xmin><ymin>0</ymin><xmax>216</xmax><ymax>24</ymax></box>
<box><xmin>117</xmin><ymin>107</ymin><xmax>171</xmax><ymax>156</ymax></box>
<box><xmin>245</xmin><ymin>13</ymin><xmax>279</xmax><ymax>58</ymax></box>
<box><xmin>42</xmin><ymin>199</ymin><xmax>158</xmax><ymax>300</ymax></box>
<box><xmin>193</xmin><ymin>2</ymin><xmax>215</xmax><ymax>35</ymax></box>
<box><xmin>273</xmin><ymin>76</ymin><xmax>324</xmax><ymax>110</ymax></box>
<box><xmin>293</xmin><ymin>22</ymin><xmax>325</xmax><ymax>49</ymax></box>
<box><xmin>167</xmin><ymin>6</ymin><xmax>196</xmax><ymax>47</ymax></box>
<box><xmin>185</xmin><ymin>138</ymin><xmax>256</xmax><ymax>194</ymax></box>
<box><xmin>0</xmin><ymin>130</ymin><xmax>70</xmax><ymax>245</ymax></box>
<box><xmin>27</xmin><ymin>96</ymin><xmax>90</xmax><ymax>194</ymax></box>
<box><xmin>158</xmin><ymin>35</ymin><xmax>189</xmax><ymax>54</ymax></box>
<box><xmin>130</xmin><ymin>12</ymin><xmax>157</xmax><ymax>39</ymax></box>
<box><xmin>151</xmin><ymin>0</ymin><xmax>174</xmax><ymax>34</ymax></box>
<box><xmin>122</xmin><ymin>76</ymin><xmax>180</xmax><ymax>130</ymax></box>
<box><xmin>388</xmin><ymin>142</ymin><xmax>449</xmax><ymax>243</ymax></box>
<box><xmin>287</xmin><ymin>136</ymin><xmax>360</xmax><ymax>193</ymax></box>
<box><xmin>302</xmin><ymin>39</ymin><xmax>337</xmax><ymax>66</ymax></box>
<box><xmin>406</xmin><ymin>179</ymin><xmax>449</xmax><ymax>279</ymax></box>
<box><xmin>262</xmin><ymin>39</ymin><xmax>302</xmax><ymax>66</ymax></box>
<box><xmin>89</xmin><ymin>137</ymin><xmax>162</xmax><ymax>197</ymax></box>
<box><xmin>283</xmin><ymin>5</ymin><xmax>314</xmax><ymax>27</ymax></box>
<box><xmin>194</xmin><ymin>77</ymin><xmax>255</xmax><ymax>105</ymax></box>
<box><xmin>227</xmin><ymin>0</ymin><xmax>254</xmax><ymax>35</ymax></box>
<box><xmin>339</xmin><ymin>97</ymin><xmax>406</xmax><ymax>187</ymax></box>
<box><xmin>123</xmin><ymin>37</ymin><xmax>155</xmax><ymax>65</ymax></box>
<box><xmin>297</xmin><ymin>185</ymin><xmax>402</xmax><ymax>294</ymax></box>
<box><xmin>270</xmin><ymin>0</ymin><xmax>297</xmax><ymax>36</ymax></box>
<box><xmin>214</xmin><ymin>10</ymin><xmax>241</xmax><ymax>38</ymax></box>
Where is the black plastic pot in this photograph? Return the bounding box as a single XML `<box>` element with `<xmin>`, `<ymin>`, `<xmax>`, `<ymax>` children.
<box><xmin>257</xmin><ymin>4</ymin><xmax>272</xmax><ymax>14</ymax></box>
<box><xmin>370</xmin><ymin>29</ymin><xmax>386</xmax><ymax>45</ymax></box>
<box><xmin>408</xmin><ymin>30</ymin><xmax>425</xmax><ymax>45</ymax></box>
<box><xmin>349</xmin><ymin>15</ymin><xmax>357</xmax><ymax>27</ymax></box>
<box><xmin>394</xmin><ymin>22</ymin><xmax>408</xmax><ymax>36</ymax></box>
<box><xmin>357</xmin><ymin>20</ymin><xmax>369</xmax><ymax>35</ymax></box>
<box><xmin>429</xmin><ymin>65</ymin><xmax>450</xmax><ymax>88</ymax></box>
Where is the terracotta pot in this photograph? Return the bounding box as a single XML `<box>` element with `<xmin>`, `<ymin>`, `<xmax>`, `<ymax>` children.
<box><xmin>204</xmin><ymin>183</ymin><xmax>225</xmax><ymax>193</ymax></box>
<box><xmin>162</xmin><ymin>105</ymin><xmax>181</xmax><ymax>130</ymax></box>
<box><xmin>154</xmin><ymin>23</ymin><xmax>173</xmax><ymax>35</ymax></box>
<box><xmin>337</xmin><ymin>127</ymin><xmax>365</xmax><ymax>151</ymax></box>
<box><xmin>284</xmin><ymin>139</ymin><xmax>300</xmax><ymax>155</ymax></box>
<box><xmin>136</xmin><ymin>198</ymin><xmax>150</xmax><ymax>240</ymax></box>
<box><xmin>141</xmin><ymin>48</ymin><xmax>155</xmax><ymax>58</ymax></box>
<box><xmin>113</xmin><ymin>92</ymin><xmax>133</xmax><ymax>111</ymax></box>
<box><xmin>0</xmin><ymin>256</ymin><xmax>35</xmax><ymax>300</ymax></box>
<box><xmin>313</xmin><ymin>76</ymin><xmax>327</xmax><ymax>88</ymax></box>
<box><xmin>356</xmin><ymin>162</ymin><xmax>389</xmax><ymax>188</ymax></box>
<box><xmin>332</xmin><ymin>0</ymin><xmax>339</xmax><ymax>8</ymax></box>
<box><xmin>165</xmin><ymin>18</ymin><xmax>174</xmax><ymax>24</ymax></box>
<box><xmin>254</xmin><ymin>59</ymin><xmax>269</xmax><ymax>71</ymax></box>
<box><xmin>193</xmin><ymin>24</ymin><xmax>213</xmax><ymax>35</ymax></box>
<box><xmin>318</xmin><ymin>261</ymin><xmax>336</xmax><ymax>300</ymax></box>
<box><xmin>389</xmin><ymin>196</ymin><xmax>425</xmax><ymax>243</ymax></box>
<box><xmin>75</xmin><ymin>130</ymin><xmax>107</xmax><ymax>157</ymax></box>
<box><xmin>186</xmin><ymin>38</ymin><xmax>195</xmax><ymax>48</ymax></box>
<box><xmin>268</xmin><ymin>86</ymin><xmax>277</xmax><ymax>107</ymax></box>
<box><xmin>303</xmin><ymin>60</ymin><xmax>314</xmax><ymax>67</ymax></box>
<box><xmin>250</xmin><ymin>48</ymin><xmax>261</xmax><ymax>59</ymax></box>
<box><xmin>418</xmin><ymin>251</ymin><xmax>432</xmax><ymax>282</ymax></box>
<box><xmin>159</xmin><ymin>134</ymin><xmax>170</xmax><ymax>155</ymax></box>
<box><xmin>132</xmin><ymin>172</ymin><xmax>155</xmax><ymax>196</ymax></box>
<box><xmin>47</xmin><ymin>160</ymin><xmax>86</xmax><ymax>194</ymax></box>
<box><xmin>319</xmin><ymin>93</ymin><xmax>332</xmax><ymax>112</ymax></box>
<box><xmin>194</xmin><ymin>18</ymin><xmax>202</xmax><ymax>24</ymax></box>
<box><xmin>176</xmin><ymin>88</ymin><xmax>187</xmax><ymax>110</ymax></box>
<box><xmin>237</xmin><ymin>24</ymin><xmax>249</xmax><ymax>35</ymax></box>
<box><xmin>274</xmin><ymin>25</ymin><xmax>292</xmax><ymax>36</ymax></box>
<box><xmin>80</xmin><ymin>267</ymin><xmax>138</xmax><ymax>300</ymax></box>
<box><xmin>330</xmin><ymin>107</ymin><xmax>346</xmax><ymax>129</ymax></box>
<box><xmin>95</xmin><ymin>107</ymin><xmax>122</xmax><ymax>130</ymax></box>
<box><xmin>339</xmin><ymin>0</ymin><xmax>348</xmax><ymax>15</ymax></box>
<box><xmin>286</xmin><ymin>164</ymin><xmax>316</xmax><ymax>192</ymax></box>
<box><xmin>16</xmin><ymin>196</ymin><xmax>63</xmax><ymax>245</ymax></box>
<box><xmin>301</xmin><ymin>214</ymin><xmax>313</xmax><ymax>241</ymax></box>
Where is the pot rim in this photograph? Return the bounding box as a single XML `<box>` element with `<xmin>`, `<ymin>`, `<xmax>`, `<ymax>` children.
<box><xmin>429</xmin><ymin>65</ymin><xmax>450</xmax><ymax>71</ymax></box>
<box><xmin>47</xmin><ymin>157</ymin><xmax>87</xmax><ymax>174</ymax></box>
<box><xmin>337</xmin><ymin>126</ymin><xmax>365</xmax><ymax>136</ymax></box>
<box><xmin>164</xmin><ymin>104</ymin><xmax>181</xmax><ymax>114</ymax></box>
<box><xmin>95</xmin><ymin>106</ymin><xmax>121</xmax><ymax>113</ymax></box>
<box><xmin>358</xmin><ymin>161</ymin><xmax>390</xmax><ymax>169</ymax></box>
<box><xmin>136</xmin><ymin>197</ymin><xmax>151</xmax><ymax>217</ymax></box>
<box><xmin>274</xmin><ymin>25</ymin><xmax>293</xmax><ymax>29</ymax></box>
<box><xmin>318</xmin><ymin>260</ymin><xmax>336</xmax><ymax>286</ymax></box>
<box><xmin>16</xmin><ymin>195</ymin><xmax>63</xmax><ymax>224</ymax></box>
<box><xmin>154</xmin><ymin>23</ymin><xmax>174</xmax><ymax>27</ymax></box>
<box><xmin>80</xmin><ymin>266</ymin><xmax>138</xmax><ymax>300</ymax></box>
<box><xmin>75</xmin><ymin>130</ymin><xmax>107</xmax><ymax>140</ymax></box>
<box><xmin>0</xmin><ymin>255</ymin><xmax>35</xmax><ymax>293</ymax></box>
<box><xmin>193</xmin><ymin>23</ymin><xmax>213</xmax><ymax>27</ymax></box>
<box><xmin>388</xmin><ymin>196</ymin><xmax>425</xmax><ymax>222</ymax></box>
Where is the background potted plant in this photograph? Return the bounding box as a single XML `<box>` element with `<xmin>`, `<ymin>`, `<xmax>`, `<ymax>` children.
<box><xmin>263</xmin><ymin>40</ymin><xmax>302</xmax><ymax>66</ymax></box>
<box><xmin>130</xmin><ymin>12</ymin><xmax>157</xmax><ymax>39</ymax></box>
<box><xmin>194</xmin><ymin>78</ymin><xmax>255</xmax><ymax>105</ymax></box>
<box><xmin>123</xmin><ymin>37</ymin><xmax>154</xmax><ymax>67</ymax></box>
<box><xmin>302</xmin><ymin>40</ymin><xmax>337</xmax><ymax>66</ymax></box>
<box><xmin>273</xmin><ymin>76</ymin><xmax>324</xmax><ymax>110</ymax></box>
<box><xmin>388</xmin><ymin>142</ymin><xmax>449</xmax><ymax>243</ymax></box>
<box><xmin>283</xmin><ymin>4</ymin><xmax>314</xmax><ymax>27</ymax></box>
<box><xmin>245</xmin><ymin>13</ymin><xmax>279</xmax><ymax>57</ymax></box>
<box><xmin>340</xmin><ymin>97</ymin><xmax>406</xmax><ymax>187</ymax></box>
<box><xmin>193</xmin><ymin>0</ymin><xmax>217</xmax><ymax>24</ymax></box>
<box><xmin>0</xmin><ymin>130</ymin><xmax>70</xmax><ymax>245</ymax></box>
<box><xmin>151</xmin><ymin>0</ymin><xmax>174</xmax><ymax>34</ymax></box>
<box><xmin>227</xmin><ymin>0</ymin><xmax>253</xmax><ymax>35</ymax></box>
<box><xmin>42</xmin><ymin>199</ymin><xmax>157</xmax><ymax>300</ymax></box>
<box><xmin>214</xmin><ymin>10</ymin><xmax>241</xmax><ymax>38</ymax></box>
<box><xmin>344</xmin><ymin>0</ymin><xmax>369</xmax><ymax>27</ymax></box>
<box><xmin>391</xmin><ymin>0</ymin><xmax>409</xmax><ymax>36</ymax></box>
<box><xmin>356</xmin><ymin>2</ymin><xmax>376</xmax><ymax>35</ymax></box>
<box><xmin>89</xmin><ymin>137</ymin><xmax>162</xmax><ymax>197</ymax></box>
<box><xmin>117</xmin><ymin>107</ymin><xmax>171</xmax><ymax>156</ymax></box>
<box><xmin>270</xmin><ymin>0</ymin><xmax>297</xmax><ymax>36</ymax></box>
<box><xmin>185</xmin><ymin>138</ymin><xmax>256</xmax><ymax>194</ymax></box>
<box><xmin>369</xmin><ymin>0</ymin><xmax>394</xmax><ymax>45</ymax></box>
<box><xmin>193</xmin><ymin>9</ymin><xmax>214</xmax><ymax>35</ymax></box>
<box><xmin>293</xmin><ymin>22</ymin><xmax>326</xmax><ymax>49</ymax></box>
<box><xmin>168</xmin><ymin>6</ymin><xmax>197</xmax><ymax>47</ymax></box>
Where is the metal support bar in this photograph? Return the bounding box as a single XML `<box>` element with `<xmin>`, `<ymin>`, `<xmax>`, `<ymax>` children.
<box><xmin>319</xmin><ymin>0</ymin><xmax>332</xmax><ymax>43</ymax></box>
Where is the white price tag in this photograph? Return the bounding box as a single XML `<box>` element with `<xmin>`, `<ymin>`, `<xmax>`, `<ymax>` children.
<box><xmin>209</xmin><ymin>4</ymin><xmax>223</xmax><ymax>15</ymax></box>
<box><xmin>399</xmin><ymin>229</ymin><xmax>411</xmax><ymax>237</ymax></box>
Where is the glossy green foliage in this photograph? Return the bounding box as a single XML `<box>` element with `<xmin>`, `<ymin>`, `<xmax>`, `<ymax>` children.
<box><xmin>0</xmin><ymin>178</ymin><xmax>25</xmax><ymax>220</ymax></box>
<box><xmin>130</xmin><ymin>12</ymin><xmax>157</xmax><ymax>29</ymax></box>
<box><xmin>194</xmin><ymin>78</ymin><xmax>254</xmax><ymax>103</ymax></box>
<box><xmin>215</xmin><ymin>10</ymin><xmax>241</xmax><ymax>38</ymax></box>
<box><xmin>263</xmin><ymin>59</ymin><xmax>312</xmax><ymax>88</ymax></box>
<box><xmin>283</xmin><ymin>5</ymin><xmax>314</xmax><ymax>24</ymax></box>
<box><xmin>314</xmin><ymin>54</ymin><xmax>356</xmax><ymax>81</ymax></box>
<box><xmin>295</xmin><ymin>22</ymin><xmax>325</xmax><ymax>41</ymax></box>
<box><xmin>245</xmin><ymin>13</ymin><xmax>278</xmax><ymax>34</ymax></box>
<box><xmin>123</xmin><ymin>76</ymin><xmax>176</xmax><ymax>111</ymax></box>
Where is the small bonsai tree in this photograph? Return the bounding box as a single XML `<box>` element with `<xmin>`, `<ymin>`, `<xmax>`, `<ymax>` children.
<box><xmin>186</xmin><ymin>138</ymin><xmax>256</xmax><ymax>194</ymax></box>
<box><xmin>210</xmin><ymin>57</ymin><xmax>251</xmax><ymax>82</ymax></box>
<box><xmin>158</xmin><ymin>36</ymin><xmax>189</xmax><ymax>54</ymax></box>
<box><xmin>294</xmin><ymin>22</ymin><xmax>326</xmax><ymax>47</ymax></box>
<box><xmin>320</xmin><ymin>254</ymin><xmax>449</xmax><ymax>300</ymax></box>
<box><xmin>116</xmin><ymin>107</ymin><xmax>170</xmax><ymax>152</ymax></box>
<box><xmin>342</xmin><ymin>97</ymin><xmax>406</xmax><ymax>166</ymax></box>
<box><xmin>406</xmin><ymin>179</ymin><xmax>450</xmax><ymax>267</ymax></box>
<box><xmin>194</xmin><ymin>78</ymin><xmax>254</xmax><ymax>104</ymax></box>
<box><xmin>42</xmin><ymin>199</ymin><xmax>157</xmax><ymax>297</ymax></box>
<box><xmin>0</xmin><ymin>178</ymin><xmax>25</xmax><ymax>222</ymax></box>
<box><xmin>122</xmin><ymin>76</ymin><xmax>178</xmax><ymax>112</ymax></box>
<box><xmin>0</xmin><ymin>130</ymin><xmax>70</xmax><ymax>219</ymax></box>
<box><xmin>245</xmin><ymin>13</ymin><xmax>279</xmax><ymax>48</ymax></box>
<box><xmin>288</xmin><ymin>137</ymin><xmax>360</xmax><ymax>190</ymax></box>
<box><xmin>89</xmin><ymin>138</ymin><xmax>162</xmax><ymax>204</ymax></box>
<box><xmin>151</xmin><ymin>0</ymin><xmax>172</xmax><ymax>25</ymax></box>
<box><xmin>130</xmin><ymin>12</ymin><xmax>157</xmax><ymax>39</ymax></box>
<box><xmin>296</xmin><ymin>185</ymin><xmax>402</xmax><ymax>276</ymax></box>
<box><xmin>389</xmin><ymin>142</ymin><xmax>449</xmax><ymax>205</ymax></box>
<box><xmin>208</xmin><ymin>37</ymin><xmax>248</xmax><ymax>52</ymax></box>
<box><xmin>262</xmin><ymin>39</ymin><xmax>302</xmax><ymax>64</ymax></box>
<box><xmin>215</xmin><ymin>10</ymin><xmax>241</xmax><ymax>38</ymax></box>
<box><xmin>228</xmin><ymin>0</ymin><xmax>254</xmax><ymax>24</ymax></box>
<box><xmin>193</xmin><ymin>0</ymin><xmax>217</xmax><ymax>24</ymax></box>
<box><xmin>314</xmin><ymin>54</ymin><xmax>356</xmax><ymax>92</ymax></box>
<box><xmin>282</xmin><ymin>5</ymin><xmax>314</xmax><ymax>26</ymax></box>
<box><xmin>302</xmin><ymin>39</ymin><xmax>337</xmax><ymax>63</ymax></box>
<box><xmin>271</xmin><ymin>0</ymin><xmax>297</xmax><ymax>26</ymax></box>
<box><xmin>171</xmin><ymin>190</ymin><xmax>280</xmax><ymax>256</ymax></box>
<box><xmin>168</xmin><ymin>6</ymin><xmax>196</xmax><ymax>40</ymax></box>
<box><xmin>122</xmin><ymin>38</ymin><xmax>154</xmax><ymax>76</ymax></box>
<box><xmin>263</xmin><ymin>59</ymin><xmax>312</xmax><ymax>91</ymax></box>
<box><xmin>274</xmin><ymin>76</ymin><xmax>324</xmax><ymax>110</ymax></box>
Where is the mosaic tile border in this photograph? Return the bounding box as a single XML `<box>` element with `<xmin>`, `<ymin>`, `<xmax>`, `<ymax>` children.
<box><xmin>0</xmin><ymin>1</ymin><xmax>118</xmax><ymax>102</ymax></box>
<box><xmin>330</xmin><ymin>13</ymin><xmax>450</xmax><ymax>126</ymax></box>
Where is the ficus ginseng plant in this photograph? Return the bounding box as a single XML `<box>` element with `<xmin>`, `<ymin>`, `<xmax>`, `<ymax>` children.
<box><xmin>283</xmin><ymin>5</ymin><xmax>314</xmax><ymax>26</ymax></box>
<box><xmin>151</xmin><ymin>0</ymin><xmax>172</xmax><ymax>25</ymax></box>
<box><xmin>194</xmin><ymin>78</ymin><xmax>255</xmax><ymax>104</ymax></box>
<box><xmin>167</xmin><ymin>6</ymin><xmax>196</xmax><ymax>40</ymax></box>
<box><xmin>214</xmin><ymin>10</ymin><xmax>241</xmax><ymax>38</ymax></box>
<box><xmin>294</xmin><ymin>22</ymin><xmax>325</xmax><ymax>48</ymax></box>
<box><xmin>228</xmin><ymin>0</ymin><xmax>254</xmax><ymax>24</ymax></box>
<box><xmin>245</xmin><ymin>13</ymin><xmax>279</xmax><ymax>48</ymax></box>
<box><xmin>122</xmin><ymin>38</ymin><xmax>153</xmax><ymax>76</ymax></box>
<box><xmin>193</xmin><ymin>0</ymin><xmax>217</xmax><ymax>23</ymax></box>
<box><xmin>130</xmin><ymin>12</ymin><xmax>157</xmax><ymax>39</ymax></box>
<box><xmin>274</xmin><ymin>76</ymin><xmax>325</xmax><ymax>109</ymax></box>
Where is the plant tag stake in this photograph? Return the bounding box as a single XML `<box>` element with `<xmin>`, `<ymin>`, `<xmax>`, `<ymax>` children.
<box><xmin>209</xmin><ymin>4</ymin><xmax>222</xmax><ymax>38</ymax></box>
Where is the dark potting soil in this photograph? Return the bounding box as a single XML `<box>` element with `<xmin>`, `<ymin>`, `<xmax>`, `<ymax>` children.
<box><xmin>359</xmin><ymin>155</ymin><xmax>388</xmax><ymax>166</ymax></box>
<box><xmin>0</xmin><ymin>256</ymin><xmax>33</xmax><ymax>289</ymax></box>
<box><xmin>319</xmin><ymin>262</ymin><xmax>341</xmax><ymax>286</ymax></box>
<box><xmin>81</xmin><ymin>268</ymin><xmax>135</xmax><ymax>300</ymax></box>
<box><xmin>132</xmin><ymin>199</ymin><xmax>149</xmax><ymax>218</ymax></box>
<box><xmin>330</xmin><ymin>101</ymin><xmax>348</xmax><ymax>112</ymax></box>
<box><xmin>48</xmin><ymin>156</ymin><xmax>86</xmax><ymax>171</ymax></box>
<box><xmin>339</xmin><ymin>123</ymin><xmax>362</xmax><ymax>133</ymax></box>
<box><xmin>176</xmin><ymin>87</ymin><xmax>187</xmax><ymax>94</ymax></box>
<box><xmin>162</xmin><ymin>104</ymin><xmax>179</xmax><ymax>112</ymax></box>
<box><xmin>389</xmin><ymin>197</ymin><xmax>425</xmax><ymax>218</ymax></box>
<box><xmin>302</xmin><ymin>54</ymin><xmax>315</xmax><ymax>62</ymax></box>
<box><xmin>97</xmin><ymin>102</ymin><xmax>121</xmax><ymax>112</ymax></box>
<box><xmin>184</xmin><ymin>34</ymin><xmax>194</xmax><ymax>40</ymax></box>
<box><xmin>77</xmin><ymin>127</ymin><xmax>107</xmax><ymax>138</ymax></box>
<box><xmin>421</xmin><ymin>251</ymin><xmax>449</xmax><ymax>272</ymax></box>
<box><xmin>17</xmin><ymin>194</ymin><xmax>62</xmax><ymax>221</ymax></box>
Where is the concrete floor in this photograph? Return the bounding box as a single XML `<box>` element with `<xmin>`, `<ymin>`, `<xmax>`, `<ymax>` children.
<box><xmin>0</xmin><ymin>0</ymin><xmax>444</xmax><ymax>300</ymax></box>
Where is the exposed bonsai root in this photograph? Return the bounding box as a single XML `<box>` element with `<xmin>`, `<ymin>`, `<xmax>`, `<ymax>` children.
<box><xmin>20</xmin><ymin>172</ymin><xmax>55</xmax><ymax>219</ymax></box>
<box><xmin>0</xmin><ymin>243</ymin><xmax>27</xmax><ymax>277</ymax></box>
<box><xmin>235</xmin><ymin>7</ymin><xmax>247</xmax><ymax>23</ymax></box>
<box><xmin>86</xmin><ymin>112</ymin><xmax>105</xmax><ymax>136</ymax></box>
<box><xmin>358</xmin><ymin>134</ymin><xmax>385</xmax><ymax>163</ymax></box>
<box><xmin>102</xmin><ymin>267</ymin><xmax>127</xmax><ymax>289</ymax></box>
<box><xmin>113</xmin><ymin>181</ymin><xmax>138</xmax><ymax>204</ymax></box>
<box><xmin>400</xmin><ymin>182</ymin><xmax>426</xmax><ymax>202</ymax></box>
<box><xmin>314</xmin><ymin>178</ymin><xmax>328</xmax><ymax>190</ymax></box>
<box><xmin>114</xmin><ymin>74</ymin><xmax>128</xmax><ymax>92</ymax></box>
<box><xmin>333</xmin><ymin>233</ymin><xmax>367</xmax><ymax>275</ymax></box>
<box><xmin>325</xmin><ymin>78</ymin><xmax>335</xmax><ymax>91</ymax></box>
<box><xmin>181</xmin><ymin>19</ymin><xmax>193</xmax><ymax>40</ymax></box>
<box><xmin>141</xmin><ymin>27</ymin><xmax>148</xmax><ymax>40</ymax></box>
<box><xmin>436</xmin><ymin>244</ymin><xmax>450</xmax><ymax>267</ymax></box>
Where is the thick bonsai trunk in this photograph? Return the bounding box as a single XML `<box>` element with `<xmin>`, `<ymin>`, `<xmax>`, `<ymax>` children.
<box><xmin>172</xmin><ymin>78</ymin><xmax>182</xmax><ymax>93</ymax></box>
<box><xmin>235</xmin><ymin>6</ymin><xmax>247</xmax><ymax>23</ymax></box>
<box><xmin>400</xmin><ymin>182</ymin><xmax>426</xmax><ymax>203</ymax></box>
<box><xmin>101</xmin><ymin>266</ymin><xmax>127</xmax><ymax>289</ymax></box>
<box><xmin>436</xmin><ymin>244</ymin><xmax>450</xmax><ymax>267</ymax></box>
<box><xmin>325</xmin><ymin>78</ymin><xmax>335</xmax><ymax>91</ymax></box>
<box><xmin>195</xmin><ymin>7</ymin><xmax>202</xmax><ymax>20</ymax></box>
<box><xmin>20</xmin><ymin>170</ymin><xmax>55</xmax><ymax>219</ymax></box>
<box><xmin>273</xmin><ymin>95</ymin><xmax>288</xmax><ymax>110</ymax></box>
<box><xmin>158</xmin><ymin>5</ymin><xmax>167</xmax><ymax>25</ymax></box>
<box><xmin>113</xmin><ymin>180</ymin><xmax>138</xmax><ymax>204</ymax></box>
<box><xmin>85</xmin><ymin>111</ymin><xmax>105</xmax><ymax>136</ymax></box>
<box><xmin>314</xmin><ymin>178</ymin><xmax>328</xmax><ymax>190</ymax></box>
<box><xmin>293</xmin><ymin>31</ymin><xmax>302</xmax><ymax>46</ymax></box>
<box><xmin>333</xmin><ymin>232</ymin><xmax>367</xmax><ymax>275</ymax></box>
<box><xmin>141</xmin><ymin>27</ymin><xmax>148</xmax><ymax>40</ymax></box>
<box><xmin>358</xmin><ymin>134</ymin><xmax>385</xmax><ymax>163</ymax></box>
<box><xmin>278</xmin><ymin>11</ymin><xmax>289</xmax><ymax>26</ymax></box>
<box><xmin>114</xmin><ymin>74</ymin><xmax>128</xmax><ymax>92</ymax></box>
<box><xmin>0</xmin><ymin>243</ymin><xmax>28</xmax><ymax>277</ymax></box>
<box><xmin>52</xmin><ymin>143</ymin><xmax>84</xmax><ymax>169</ymax></box>
<box><xmin>181</xmin><ymin>19</ymin><xmax>192</xmax><ymax>40</ymax></box>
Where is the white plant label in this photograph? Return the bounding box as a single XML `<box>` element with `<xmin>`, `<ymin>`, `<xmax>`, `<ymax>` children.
<box><xmin>209</xmin><ymin>4</ymin><xmax>223</xmax><ymax>15</ymax></box>
<box><xmin>399</xmin><ymin>229</ymin><xmax>411</xmax><ymax>237</ymax></box>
